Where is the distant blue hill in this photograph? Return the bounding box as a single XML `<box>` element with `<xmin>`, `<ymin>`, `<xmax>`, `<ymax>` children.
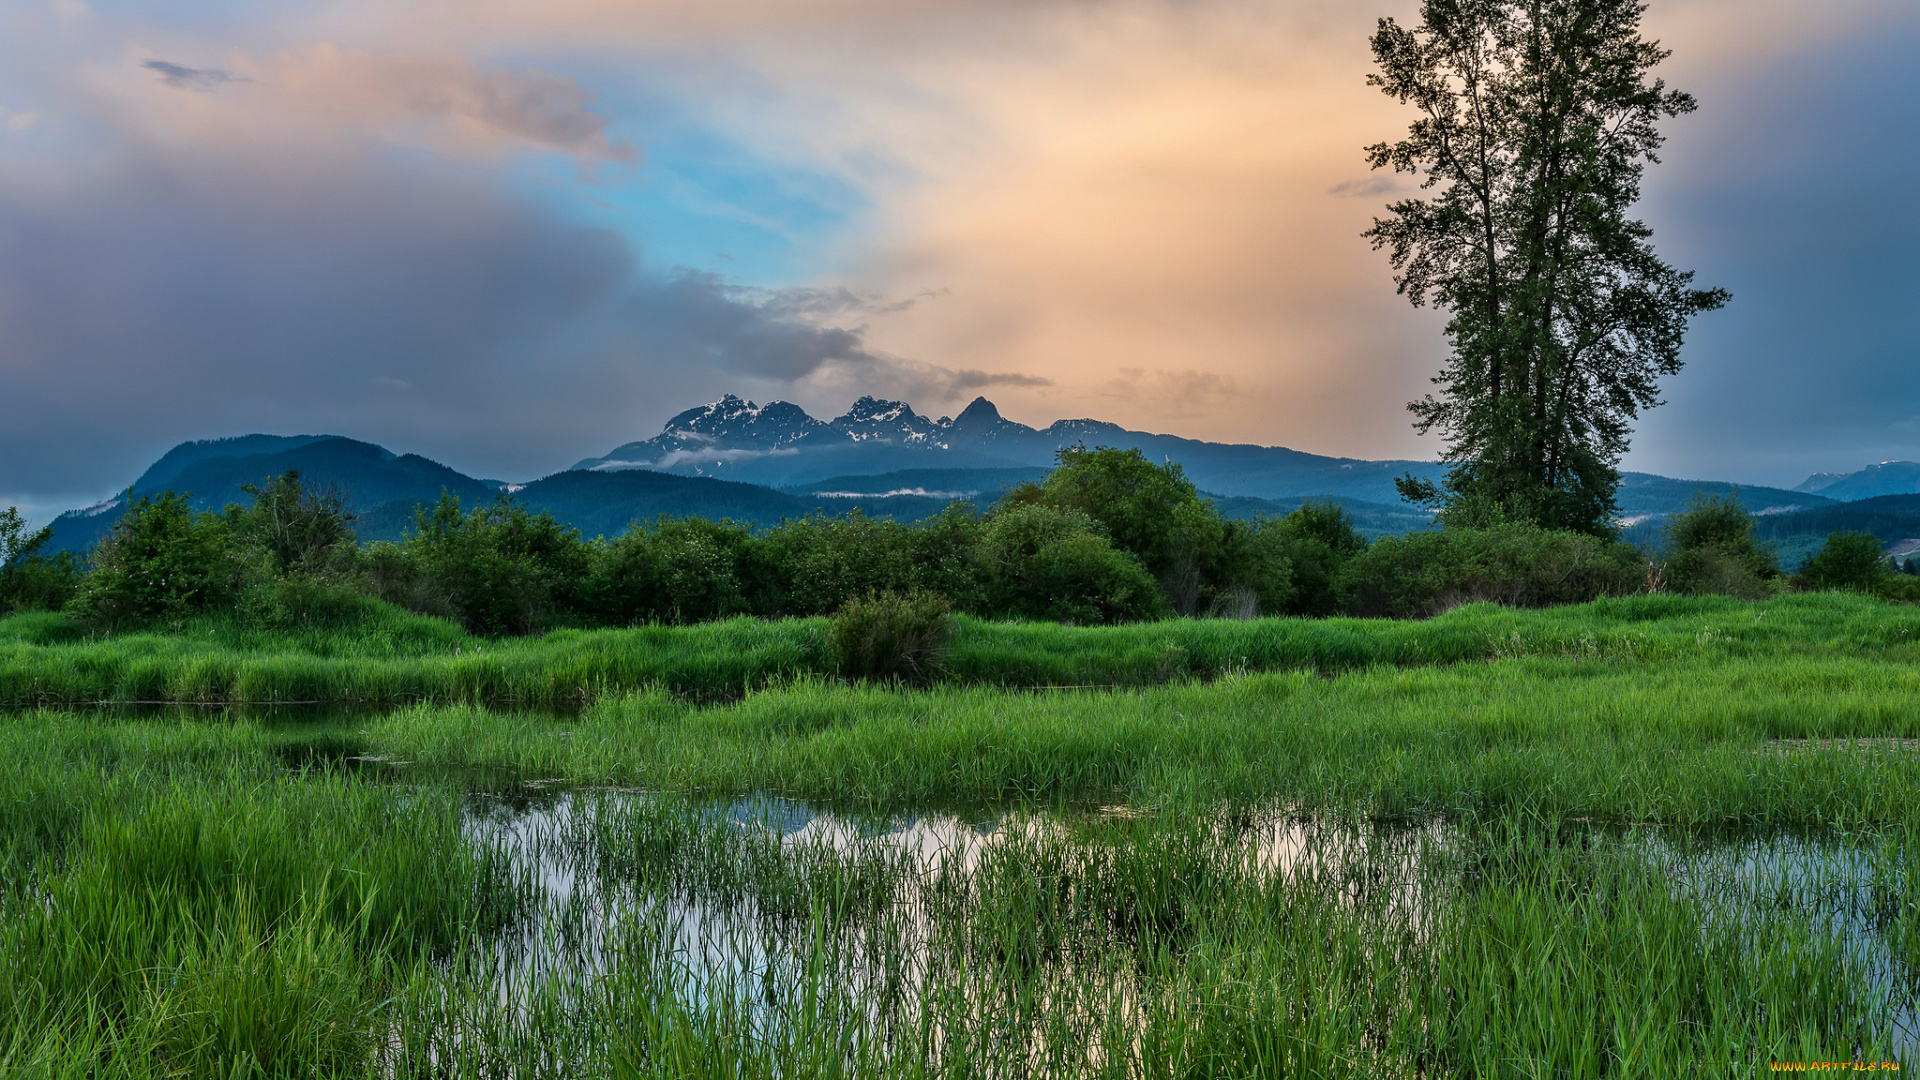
<box><xmin>576</xmin><ymin>394</ymin><xmax>1834</xmax><ymax>518</ymax></box>
<box><xmin>42</xmin><ymin>393</ymin><xmax>1868</xmax><ymax>557</ymax></box>
<box><xmin>45</xmin><ymin>436</ymin><xmax>500</xmax><ymax>554</ymax></box>
<box><xmin>1794</xmin><ymin>461</ymin><xmax>1920</xmax><ymax>502</ymax></box>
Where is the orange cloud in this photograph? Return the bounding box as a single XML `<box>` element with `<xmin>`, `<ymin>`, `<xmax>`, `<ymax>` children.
<box><xmin>46</xmin><ymin>0</ymin><xmax>1917</xmax><ymax>465</ymax></box>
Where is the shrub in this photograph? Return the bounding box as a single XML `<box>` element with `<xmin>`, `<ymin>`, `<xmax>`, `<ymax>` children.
<box><xmin>1661</xmin><ymin>493</ymin><xmax>1778</xmax><ymax>597</ymax></box>
<box><xmin>231</xmin><ymin>470</ymin><xmax>357</xmax><ymax>577</ymax></box>
<box><xmin>975</xmin><ymin>504</ymin><xmax>1168</xmax><ymax>624</ymax></box>
<box><xmin>0</xmin><ymin>507</ymin><xmax>81</xmax><ymax>614</ymax></box>
<box><xmin>1215</xmin><ymin>518</ymin><xmax>1295</xmax><ymax>619</ymax></box>
<box><xmin>584</xmin><ymin>517</ymin><xmax>756</xmax><ymax>626</ymax></box>
<box><xmin>395</xmin><ymin>494</ymin><xmax>591</xmax><ymax>636</ymax></box>
<box><xmin>70</xmin><ymin>492</ymin><xmax>240</xmax><ymax>628</ymax></box>
<box><xmin>1271</xmin><ymin>501</ymin><xmax>1370</xmax><ymax>617</ymax></box>
<box><xmin>1797</xmin><ymin>531</ymin><xmax>1888</xmax><ymax>594</ymax></box>
<box><xmin>1342</xmin><ymin>523</ymin><xmax>1643</xmax><ymax>618</ymax></box>
<box><xmin>238</xmin><ymin>576</ymin><xmax>382</xmax><ymax>632</ymax></box>
<box><xmin>906</xmin><ymin>503</ymin><xmax>987</xmax><ymax>604</ymax></box>
<box><xmin>758</xmin><ymin>512</ymin><xmax>923</xmax><ymax>616</ymax></box>
<box><xmin>1005</xmin><ymin>445</ymin><xmax>1225</xmax><ymax>614</ymax></box>
<box><xmin>826</xmin><ymin>589</ymin><xmax>955</xmax><ymax>682</ymax></box>
<box><xmin>1664</xmin><ymin>545</ymin><xmax>1772</xmax><ymax>600</ymax></box>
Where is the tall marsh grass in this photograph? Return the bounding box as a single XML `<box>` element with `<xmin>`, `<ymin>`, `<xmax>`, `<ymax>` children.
<box><xmin>0</xmin><ymin>709</ymin><xmax>1914</xmax><ymax>1073</ymax></box>
<box><xmin>4</xmin><ymin>590</ymin><xmax>1918</xmax><ymax>707</ymax></box>
<box><xmin>367</xmin><ymin>653</ymin><xmax>1920</xmax><ymax>826</ymax></box>
<box><xmin>0</xmin><ymin>714</ymin><xmax>533</xmax><ymax>1077</ymax></box>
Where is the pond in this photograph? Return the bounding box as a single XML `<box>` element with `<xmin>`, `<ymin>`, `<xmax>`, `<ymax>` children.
<box><xmin>344</xmin><ymin>757</ymin><xmax>1920</xmax><ymax>1072</ymax></box>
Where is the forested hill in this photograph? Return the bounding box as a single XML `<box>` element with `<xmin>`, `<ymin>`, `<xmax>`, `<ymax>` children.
<box><xmin>39</xmin><ymin>393</ymin><xmax>1895</xmax><ymax>557</ymax></box>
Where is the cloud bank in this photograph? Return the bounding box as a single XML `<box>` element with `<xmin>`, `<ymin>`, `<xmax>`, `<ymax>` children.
<box><xmin>0</xmin><ymin>0</ymin><xmax>1915</xmax><ymax>507</ymax></box>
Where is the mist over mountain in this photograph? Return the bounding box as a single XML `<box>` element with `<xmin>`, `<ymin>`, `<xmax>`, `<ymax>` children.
<box><xmin>37</xmin><ymin>393</ymin><xmax>1885</xmax><ymax>559</ymax></box>
<box><xmin>576</xmin><ymin>393</ymin><xmax>1451</xmax><ymax>503</ymax></box>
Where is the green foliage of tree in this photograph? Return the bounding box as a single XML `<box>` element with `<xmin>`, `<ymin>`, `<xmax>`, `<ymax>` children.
<box><xmin>1269</xmin><ymin>501</ymin><xmax>1371</xmax><ymax>617</ymax></box>
<box><xmin>585</xmin><ymin>516</ymin><xmax>757</xmax><ymax>626</ymax></box>
<box><xmin>1368</xmin><ymin>0</ymin><xmax>1728</xmax><ymax>534</ymax></box>
<box><xmin>1797</xmin><ymin>532</ymin><xmax>1890</xmax><ymax>595</ymax></box>
<box><xmin>1660</xmin><ymin>493</ymin><xmax>1778</xmax><ymax>598</ymax></box>
<box><xmin>1006</xmin><ymin>445</ymin><xmax>1225</xmax><ymax>614</ymax></box>
<box><xmin>975</xmin><ymin>504</ymin><xmax>1168</xmax><ymax>625</ymax></box>
<box><xmin>232</xmin><ymin>471</ymin><xmax>357</xmax><ymax>577</ymax></box>
<box><xmin>758</xmin><ymin>512</ymin><xmax>927</xmax><ymax>617</ymax></box>
<box><xmin>1215</xmin><ymin>519</ymin><xmax>1296</xmax><ymax>619</ymax></box>
<box><xmin>0</xmin><ymin>507</ymin><xmax>81</xmax><ymax>614</ymax></box>
<box><xmin>72</xmin><ymin>492</ymin><xmax>239</xmax><ymax>628</ymax></box>
<box><xmin>393</xmin><ymin>493</ymin><xmax>591</xmax><ymax>636</ymax></box>
<box><xmin>1343</xmin><ymin>521</ymin><xmax>1642</xmax><ymax>617</ymax></box>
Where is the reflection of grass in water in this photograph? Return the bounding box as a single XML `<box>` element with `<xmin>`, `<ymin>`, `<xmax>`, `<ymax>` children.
<box><xmin>391</xmin><ymin>796</ymin><xmax>1914</xmax><ymax>1074</ymax></box>
<box><xmin>3</xmin><ymin>679</ymin><xmax>1920</xmax><ymax>1072</ymax></box>
<box><xmin>8</xmin><ymin>590</ymin><xmax>1920</xmax><ymax>707</ymax></box>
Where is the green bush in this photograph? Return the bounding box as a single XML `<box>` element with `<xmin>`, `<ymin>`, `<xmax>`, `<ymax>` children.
<box><xmin>1661</xmin><ymin>494</ymin><xmax>1778</xmax><ymax>598</ymax></box>
<box><xmin>70</xmin><ymin>492</ymin><xmax>240</xmax><ymax>629</ymax></box>
<box><xmin>1797</xmin><ymin>531</ymin><xmax>1888</xmax><ymax>594</ymax></box>
<box><xmin>1269</xmin><ymin>501</ymin><xmax>1370</xmax><ymax>617</ymax></box>
<box><xmin>0</xmin><ymin>507</ymin><xmax>81</xmax><ymax>614</ymax></box>
<box><xmin>230</xmin><ymin>470</ymin><xmax>357</xmax><ymax>578</ymax></box>
<box><xmin>1664</xmin><ymin>545</ymin><xmax>1772</xmax><ymax>600</ymax></box>
<box><xmin>826</xmin><ymin>589</ymin><xmax>955</xmax><ymax>682</ymax></box>
<box><xmin>391</xmin><ymin>494</ymin><xmax>590</xmax><ymax>636</ymax></box>
<box><xmin>975</xmin><ymin>504</ymin><xmax>1168</xmax><ymax>624</ymax></box>
<box><xmin>238</xmin><ymin>576</ymin><xmax>384</xmax><ymax>632</ymax></box>
<box><xmin>584</xmin><ymin>516</ymin><xmax>757</xmax><ymax>626</ymax></box>
<box><xmin>1004</xmin><ymin>445</ymin><xmax>1225</xmax><ymax>615</ymax></box>
<box><xmin>1342</xmin><ymin>523</ymin><xmax>1643</xmax><ymax>618</ymax></box>
<box><xmin>905</xmin><ymin>503</ymin><xmax>987</xmax><ymax>604</ymax></box>
<box><xmin>758</xmin><ymin>512</ymin><xmax>925</xmax><ymax>616</ymax></box>
<box><xmin>1215</xmin><ymin>518</ymin><xmax>1295</xmax><ymax>619</ymax></box>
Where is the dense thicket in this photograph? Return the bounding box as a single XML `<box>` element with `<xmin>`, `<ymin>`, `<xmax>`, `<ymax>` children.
<box><xmin>13</xmin><ymin>447</ymin><xmax>1911</xmax><ymax>636</ymax></box>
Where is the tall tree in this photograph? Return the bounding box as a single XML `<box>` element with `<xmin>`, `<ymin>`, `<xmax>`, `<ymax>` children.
<box><xmin>1366</xmin><ymin>0</ymin><xmax>1728</xmax><ymax>534</ymax></box>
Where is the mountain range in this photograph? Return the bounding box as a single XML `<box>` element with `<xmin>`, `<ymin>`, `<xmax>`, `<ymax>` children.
<box><xmin>37</xmin><ymin>394</ymin><xmax>1918</xmax><ymax>563</ymax></box>
<box><xmin>1793</xmin><ymin>461</ymin><xmax>1920</xmax><ymax>502</ymax></box>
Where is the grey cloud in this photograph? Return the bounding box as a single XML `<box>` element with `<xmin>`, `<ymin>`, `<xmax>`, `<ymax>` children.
<box><xmin>1625</xmin><ymin>19</ymin><xmax>1920</xmax><ymax>485</ymax></box>
<box><xmin>804</xmin><ymin>353</ymin><xmax>1052</xmax><ymax>410</ymax></box>
<box><xmin>947</xmin><ymin>368</ymin><xmax>1051</xmax><ymax>391</ymax></box>
<box><xmin>753</xmin><ymin>285</ymin><xmax>922</xmax><ymax>319</ymax></box>
<box><xmin>0</xmin><ymin>142</ymin><xmax>891</xmax><ymax>497</ymax></box>
<box><xmin>142</xmin><ymin>60</ymin><xmax>249</xmax><ymax>91</ymax></box>
<box><xmin>1327</xmin><ymin>175</ymin><xmax>1400</xmax><ymax>197</ymax></box>
<box><xmin>359</xmin><ymin>57</ymin><xmax>637</xmax><ymax>161</ymax></box>
<box><xmin>445</xmin><ymin>66</ymin><xmax>635</xmax><ymax>161</ymax></box>
<box><xmin>614</xmin><ymin>272</ymin><xmax>881</xmax><ymax>381</ymax></box>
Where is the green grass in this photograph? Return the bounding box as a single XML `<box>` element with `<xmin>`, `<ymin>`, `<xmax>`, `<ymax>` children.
<box><xmin>0</xmin><ymin>714</ymin><xmax>533</xmax><ymax>1077</ymax></box>
<box><xmin>6</xmin><ymin>592</ymin><xmax>1920</xmax><ymax>1073</ymax></box>
<box><xmin>4</xmin><ymin>590</ymin><xmax>1918</xmax><ymax>707</ymax></box>
<box><xmin>361</xmin><ymin>652</ymin><xmax>1920</xmax><ymax>826</ymax></box>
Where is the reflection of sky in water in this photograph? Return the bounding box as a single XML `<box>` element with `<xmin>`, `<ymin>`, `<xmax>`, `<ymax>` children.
<box><xmin>454</xmin><ymin>788</ymin><xmax>1919</xmax><ymax>1059</ymax></box>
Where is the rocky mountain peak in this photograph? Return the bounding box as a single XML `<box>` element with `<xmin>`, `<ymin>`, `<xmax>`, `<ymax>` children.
<box><xmin>830</xmin><ymin>397</ymin><xmax>944</xmax><ymax>445</ymax></box>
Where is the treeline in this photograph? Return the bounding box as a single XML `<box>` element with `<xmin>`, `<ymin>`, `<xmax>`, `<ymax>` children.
<box><xmin>0</xmin><ymin>448</ymin><xmax>1909</xmax><ymax>636</ymax></box>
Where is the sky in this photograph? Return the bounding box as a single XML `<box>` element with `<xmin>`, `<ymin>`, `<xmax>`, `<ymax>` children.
<box><xmin>1</xmin><ymin>0</ymin><xmax>1916</xmax><ymax>522</ymax></box>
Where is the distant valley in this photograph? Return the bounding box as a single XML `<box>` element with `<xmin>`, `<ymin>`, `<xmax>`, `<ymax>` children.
<box><xmin>41</xmin><ymin>394</ymin><xmax>1920</xmax><ymax>567</ymax></box>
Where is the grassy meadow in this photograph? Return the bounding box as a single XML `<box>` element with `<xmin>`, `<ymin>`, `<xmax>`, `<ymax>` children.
<box><xmin>4</xmin><ymin>589</ymin><xmax>1918</xmax><ymax>706</ymax></box>
<box><xmin>3</xmin><ymin>592</ymin><xmax>1918</xmax><ymax>1074</ymax></box>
